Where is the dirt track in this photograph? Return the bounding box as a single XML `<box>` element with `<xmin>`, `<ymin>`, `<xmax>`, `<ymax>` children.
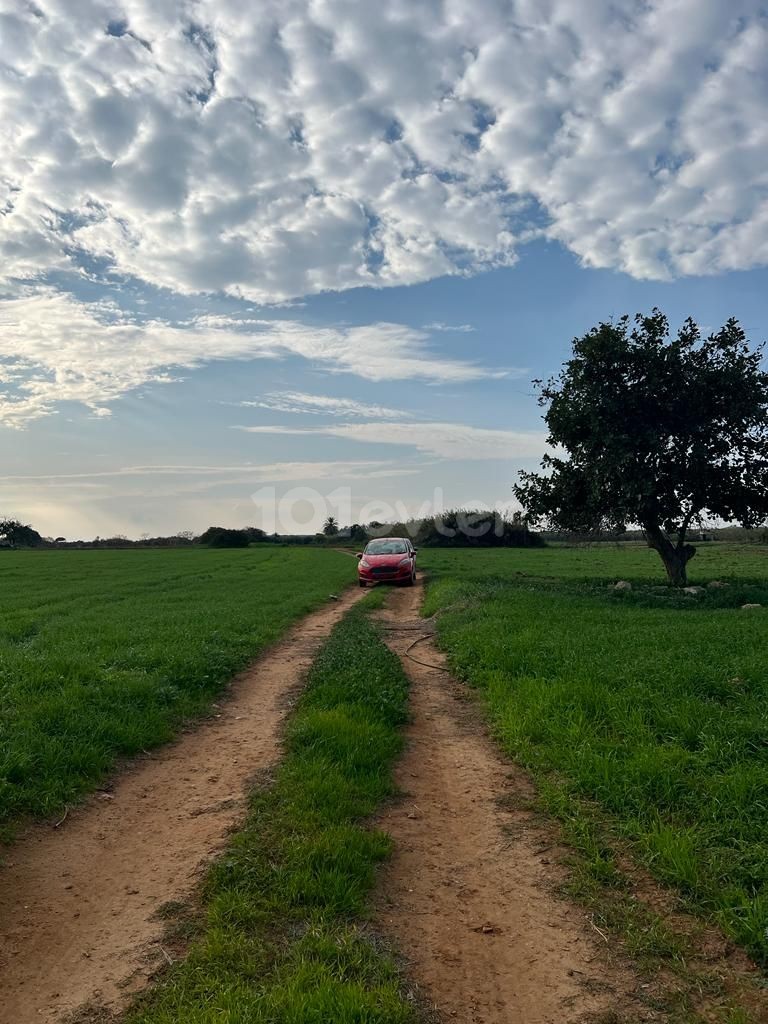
<box><xmin>374</xmin><ymin>582</ymin><xmax>640</xmax><ymax>1023</ymax></box>
<box><xmin>5</xmin><ymin>576</ymin><xmax>752</xmax><ymax>1024</ymax></box>
<box><xmin>0</xmin><ymin>588</ymin><xmax>365</xmax><ymax>1024</ymax></box>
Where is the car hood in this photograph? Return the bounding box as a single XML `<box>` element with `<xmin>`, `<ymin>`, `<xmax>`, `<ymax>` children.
<box><xmin>363</xmin><ymin>553</ymin><xmax>408</xmax><ymax>565</ymax></box>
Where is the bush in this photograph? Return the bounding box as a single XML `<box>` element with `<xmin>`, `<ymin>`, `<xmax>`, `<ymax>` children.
<box><xmin>198</xmin><ymin>527</ymin><xmax>250</xmax><ymax>548</ymax></box>
<box><xmin>0</xmin><ymin>518</ymin><xmax>43</xmax><ymax>548</ymax></box>
<box><xmin>416</xmin><ymin>509</ymin><xmax>546</xmax><ymax>548</ymax></box>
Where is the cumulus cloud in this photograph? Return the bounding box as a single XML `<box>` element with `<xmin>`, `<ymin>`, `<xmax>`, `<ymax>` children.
<box><xmin>237</xmin><ymin>390</ymin><xmax>409</xmax><ymax>419</ymax></box>
<box><xmin>1</xmin><ymin>0</ymin><xmax>766</xmax><ymax>304</ymax></box>
<box><xmin>237</xmin><ymin>421</ymin><xmax>547</xmax><ymax>460</ymax></box>
<box><xmin>0</xmin><ymin>291</ymin><xmax>503</xmax><ymax>425</ymax></box>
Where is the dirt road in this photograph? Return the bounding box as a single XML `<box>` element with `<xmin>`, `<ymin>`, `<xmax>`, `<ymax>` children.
<box><xmin>374</xmin><ymin>581</ymin><xmax>640</xmax><ymax>1023</ymax></box>
<box><xmin>0</xmin><ymin>588</ymin><xmax>365</xmax><ymax>1024</ymax></box>
<box><xmin>5</xmin><ymin>575</ymin><xmax>756</xmax><ymax>1024</ymax></box>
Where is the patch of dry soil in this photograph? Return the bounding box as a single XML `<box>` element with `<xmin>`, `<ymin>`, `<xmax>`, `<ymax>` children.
<box><xmin>0</xmin><ymin>589</ymin><xmax>365</xmax><ymax>1024</ymax></box>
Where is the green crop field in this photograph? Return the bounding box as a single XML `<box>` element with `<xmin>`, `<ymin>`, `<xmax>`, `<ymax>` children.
<box><xmin>0</xmin><ymin>547</ymin><xmax>355</xmax><ymax>835</ymax></box>
<box><xmin>420</xmin><ymin>543</ymin><xmax>768</xmax><ymax>965</ymax></box>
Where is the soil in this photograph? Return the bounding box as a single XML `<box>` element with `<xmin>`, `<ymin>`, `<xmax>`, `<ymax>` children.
<box><xmin>0</xmin><ymin>588</ymin><xmax>365</xmax><ymax>1024</ymax></box>
<box><xmin>373</xmin><ymin>580</ymin><xmax>645</xmax><ymax>1024</ymax></box>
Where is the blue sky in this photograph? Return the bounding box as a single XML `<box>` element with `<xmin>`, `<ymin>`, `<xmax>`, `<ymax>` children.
<box><xmin>2</xmin><ymin>1</ymin><xmax>767</xmax><ymax>538</ymax></box>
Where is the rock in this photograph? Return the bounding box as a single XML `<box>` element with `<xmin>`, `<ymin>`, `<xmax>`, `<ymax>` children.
<box><xmin>741</xmin><ymin>603</ymin><xmax>762</xmax><ymax>610</ymax></box>
<box><xmin>613</xmin><ymin>580</ymin><xmax>632</xmax><ymax>592</ymax></box>
<box><xmin>683</xmin><ymin>586</ymin><xmax>705</xmax><ymax>596</ymax></box>
<box><xmin>707</xmin><ymin>580</ymin><xmax>729</xmax><ymax>589</ymax></box>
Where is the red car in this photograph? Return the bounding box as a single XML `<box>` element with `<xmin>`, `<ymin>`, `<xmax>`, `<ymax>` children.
<box><xmin>357</xmin><ymin>537</ymin><xmax>417</xmax><ymax>587</ymax></box>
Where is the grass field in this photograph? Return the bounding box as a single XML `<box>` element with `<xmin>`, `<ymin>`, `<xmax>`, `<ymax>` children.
<box><xmin>129</xmin><ymin>594</ymin><xmax>415</xmax><ymax>1024</ymax></box>
<box><xmin>0</xmin><ymin>547</ymin><xmax>355</xmax><ymax>835</ymax></box>
<box><xmin>420</xmin><ymin>543</ymin><xmax>768</xmax><ymax>965</ymax></box>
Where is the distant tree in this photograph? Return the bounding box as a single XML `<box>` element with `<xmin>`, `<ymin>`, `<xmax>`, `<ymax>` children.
<box><xmin>243</xmin><ymin>526</ymin><xmax>267</xmax><ymax>543</ymax></box>
<box><xmin>348</xmin><ymin>523</ymin><xmax>368</xmax><ymax>543</ymax></box>
<box><xmin>514</xmin><ymin>311</ymin><xmax>768</xmax><ymax>585</ymax></box>
<box><xmin>416</xmin><ymin>509</ymin><xmax>545</xmax><ymax>548</ymax></box>
<box><xmin>198</xmin><ymin>526</ymin><xmax>250</xmax><ymax>548</ymax></box>
<box><xmin>322</xmin><ymin>516</ymin><xmax>339</xmax><ymax>537</ymax></box>
<box><xmin>197</xmin><ymin>526</ymin><xmax>223</xmax><ymax>545</ymax></box>
<box><xmin>0</xmin><ymin>518</ymin><xmax>43</xmax><ymax>548</ymax></box>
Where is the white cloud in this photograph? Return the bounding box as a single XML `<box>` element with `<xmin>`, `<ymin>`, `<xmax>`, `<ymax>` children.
<box><xmin>237</xmin><ymin>421</ymin><xmax>547</xmax><ymax>460</ymax></box>
<box><xmin>424</xmin><ymin>322</ymin><xmax>476</xmax><ymax>333</ymax></box>
<box><xmin>0</xmin><ymin>461</ymin><xmax>411</xmax><ymax>483</ymax></box>
<box><xmin>237</xmin><ymin>390</ymin><xmax>409</xmax><ymax>419</ymax></box>
<box><xmin>0</xmin><ymin>459</ymin><xmax>425</xmax><ymax>538</ymax></box>
<box><xmin>0</xmin><ymin>291</ymin><xmax>504</xmax><ymax>425</ymax></box>
<box><xmin>1</xmin><ymin>0</ymin><xmax>766</xmax><ymax>303</ymax></box>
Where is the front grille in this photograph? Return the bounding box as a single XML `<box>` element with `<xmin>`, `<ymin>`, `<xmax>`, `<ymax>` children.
<box><xmin>372</xmin><ymin>566</ymin><xmax>399</xmax><ymax>575</ymax></box>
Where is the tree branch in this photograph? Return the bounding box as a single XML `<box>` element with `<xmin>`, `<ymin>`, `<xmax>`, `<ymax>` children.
<box><xmin>676</xmin><ymin>506</ymin><xmax>697</xmax><ymax>550</ymax></box>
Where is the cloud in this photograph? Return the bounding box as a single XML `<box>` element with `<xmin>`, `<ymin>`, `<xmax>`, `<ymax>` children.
<box><xmin>424</xmin><ymin>322</ymin><xmax>476</xmax><ymax>333</ymax></box>
<box><xmin>0</xmin><ymin>459</ymin><xmax>424</xmax><ymax>515</ymax></box>
<box><xmin>1</xmin><ymin>0</ymin><xmax>766</xmax><ymax>304</ymax></box>
<box><xmin>0</xmin><ymin>291</ymin><xmax>504</xmax><ymax>425</ymax></box>
<box><xmin>0</xmin><ymin>459</ymin><xmax>425</xmax><ymax>539</ymax></box>
<box><xmin>236</xmin><ymin>390</ymin><xmax>409</xmax><ymax>419</ymax></box>
<box><xmin>237</xmin><ymin>421</ymin><xmax>547</xmax><ymax>460</ymax></box>
<box><xmin>0</xmin><ymin>461</ymin><xmax>411</xmax><ymax>483</ymax></box>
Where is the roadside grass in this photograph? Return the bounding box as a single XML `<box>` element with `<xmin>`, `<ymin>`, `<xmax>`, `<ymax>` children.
<box><xmin>126</xmin><ymin>597</ymin><xmax>416</xmax><ymax>1024</ymax></box>
<box><xmin>420</xmin><ymin>544</ymin><xmax>768</xmax><ymax>969</ymax></box>
<box><xmin>0</xmin><ymin>547</ymin><xmax>355</xmax><ymax>835</ymax></box>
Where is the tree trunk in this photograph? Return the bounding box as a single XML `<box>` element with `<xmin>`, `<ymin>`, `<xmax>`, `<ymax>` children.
<box><xmin>642</xmin><ymin>522</ymin><xmax>696</xmax><ymax>587</ymax></box>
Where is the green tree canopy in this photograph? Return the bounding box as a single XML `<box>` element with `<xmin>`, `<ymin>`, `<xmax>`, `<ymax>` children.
<box><xmin>322</xmin><ymin>516</ymin><xmax>339</xmax><ymax>536</ymax></box>
<box><xmin>197</xmin><ymin>526</ymin><xmax>250</xmax><ymax>548</ymax></box>
<box><xmin>0</xmin><ymin>518</ymin><xmax>43</xmax><ymax>548</ymax></box>
<box><xmin>514</xmin><ymin>311</ymin><xmax>768</xmax><ymax>585</ymax></box>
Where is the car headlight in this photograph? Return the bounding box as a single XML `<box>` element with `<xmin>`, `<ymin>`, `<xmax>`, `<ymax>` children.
<box><xmin>398</xmin><ymin>557</ymin><xmax>411</xmax><ymax>566</ymax></box>
<box><xmin>360</xmin><ymin>558</ymin><xmax>371</xmax><ymax>568</ymax></box>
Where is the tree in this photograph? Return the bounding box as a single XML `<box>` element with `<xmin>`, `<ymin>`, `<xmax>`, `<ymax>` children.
<box><xmin>0</xmin><ymin>518</ymin><xmax>43</xmax><ymax>548</ymax></box>
<box><xmin>415</xmin><ymin>509</ymin><xmax>545</xmax><ymax>548</ymax></box>
<box><xmin>348</xmin><ymin>523</ymin><xmax>368</xmax><ymax>543</ymax></box>
<box><xmin>514</xmin><ymin>311</ymin><xmax>768</xmax><ymax>586</ymax></box>
<box><xmin>197</xmin><ymin>526</ymin><xmax>250</xmax><ymax>548</ymax></box>
<box><xmin>322</xmin><ymin>516</ymin><xmax>339</xmax><ymax>537</ymax></box>
<box><xmin>243</xmin><ymin>526</ymin><xmax>267</xmax><ymax>543</ymax></box>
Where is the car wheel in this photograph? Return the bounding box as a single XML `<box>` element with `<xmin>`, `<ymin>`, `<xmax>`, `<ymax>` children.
<box><xmin>406</xmin><ymin>572</ymin><xmax>416</xmax><ymax>587</ymax></box>
<box><xmin>358</xmin><ymin>580</ymin><xmax>367</xmax><ymax>588</ymax></box>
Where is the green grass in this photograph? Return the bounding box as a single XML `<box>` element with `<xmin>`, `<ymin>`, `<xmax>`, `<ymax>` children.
<box><xmin>0</xmin><ymin>547</ymin><xmax>356</xmax><ymax>833</ymax></box>
<box><xmin>127</xmin><ymin>598</ymin><xmax>415</xmax><ymax>1024</ymax></box>
<box><xmin>420</xmin><ymin>539</ymin><xmax>768</xmax><ymax>585</ymax></box>
<box><xmin>420</xmin><ymin>543</ymin><xmax>768</xmax><ymax>966</ymax></box>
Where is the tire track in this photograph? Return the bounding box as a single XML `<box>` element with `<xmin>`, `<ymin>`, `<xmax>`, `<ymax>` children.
<box><xmin>373</xmin><ymin>581</ymin><xmax>641</xmax><ymax>1023</ymax></box>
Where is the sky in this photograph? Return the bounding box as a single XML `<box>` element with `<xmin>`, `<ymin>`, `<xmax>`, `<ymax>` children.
<box><xmin>1</xmin><ymin>0</ymin><xmax>767</xmax><ymax>539</ymax></box>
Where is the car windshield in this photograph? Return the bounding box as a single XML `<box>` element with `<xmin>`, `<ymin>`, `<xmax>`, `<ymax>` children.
<box><xmin>365</xmin><ymin>539</ymin><xmax>408</xmax><ymax>555</ymax></box>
